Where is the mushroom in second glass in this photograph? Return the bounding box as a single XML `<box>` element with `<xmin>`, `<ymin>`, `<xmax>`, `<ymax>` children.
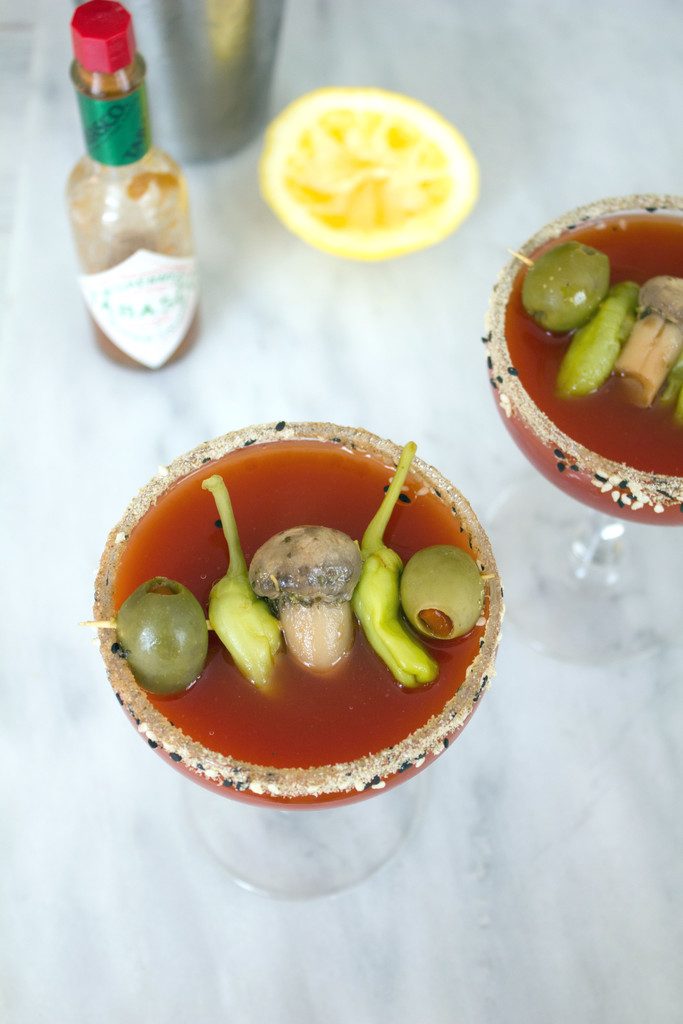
<box><xmin>615</xmin><ymin>275</ymin><xmax>683</xmax><ymax>408</ymax></box>
<box><xmin>249</xmin><ymin>526</ymin><xmax>362</xmax><ymax>671</ymax></box>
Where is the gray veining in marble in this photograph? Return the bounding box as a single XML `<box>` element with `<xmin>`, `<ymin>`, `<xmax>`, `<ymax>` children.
<box><xmin>1</xmin><ymin>1</ymin><xmax>682</xmax><ymax>1022</ymax></box>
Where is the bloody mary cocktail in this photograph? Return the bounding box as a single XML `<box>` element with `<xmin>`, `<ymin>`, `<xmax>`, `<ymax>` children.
<box><xmin>94</xmin><ymin>422</ymin><xmax>503</xmax><ymax>805</ymax></box>
<box><xmin>485</xmin><ymin>196</ymin><xmax>683</xmax><ymax>524</ymax></box>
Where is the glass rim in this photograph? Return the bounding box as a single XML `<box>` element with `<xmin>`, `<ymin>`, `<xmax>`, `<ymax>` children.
<box><xmin>94</xmin><ymin>420</ymin><xmax>504</xmax><ymax>801</ymax></box>
<box><xmin>484</xmin><ymin>193</ymin><xmax>683</xmax><ymax>514</ymax></box>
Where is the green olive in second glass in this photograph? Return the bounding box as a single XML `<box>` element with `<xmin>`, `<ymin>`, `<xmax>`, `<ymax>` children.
<box><xmin>521</xmin><ymin>241</ymin><xmax>610</xmax><ymax>332</ymax></box>
<box><xmin>116</xmin><ymin>577</ymin><xmax>208</xmax><ymax>695</ymax></box>
<box><xmin>400</xmin><ymin>546</ymin><xmax>484</xmax><ymax>640</ymax></box>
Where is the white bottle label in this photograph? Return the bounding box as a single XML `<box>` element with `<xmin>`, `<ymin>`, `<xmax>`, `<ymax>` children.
<box><xmin>78</xmin><ymin>249</ymin><xmax>199</xmax><ymax>368</ymax></box>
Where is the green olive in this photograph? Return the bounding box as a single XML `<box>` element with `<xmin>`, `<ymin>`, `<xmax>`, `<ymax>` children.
<box><xmin>116</xmin><ymin>577</ymin><xmax>208</xmax><ymax>695</ymax></box>
<box><xmin>521</xmin><ymin>241</ymin><xmax>610</xmax><ymax>332</ymax></box>
<box><xmin>400</xmin><ymin>546</ymin><xmax>484</xmax><ymax>640</ymax></box>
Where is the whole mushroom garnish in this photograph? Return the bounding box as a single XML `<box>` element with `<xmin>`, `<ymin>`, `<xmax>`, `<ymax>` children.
<box><xmin>248</xmin><ymin>526</ymin><xmax>362</xmax><ymax>671</ymax></box>
<box><xmin>615</xmin><ymin>275</ymin><xmax>683</xmax><ymax>405</ymax></box>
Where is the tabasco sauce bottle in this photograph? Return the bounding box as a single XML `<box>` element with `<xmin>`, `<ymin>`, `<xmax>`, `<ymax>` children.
<box><xmin>67</xmin><ymin>0</ymin><xmax>199</xmax><ymax>369</ymax></box>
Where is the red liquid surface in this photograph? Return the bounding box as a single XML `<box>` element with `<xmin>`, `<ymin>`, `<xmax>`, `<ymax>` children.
<box><xmin>114</xmin><ymin>441</ymin><xmax>486</xmax><ymax>769</ymax></box>
<box><xmin>506</xmin><ymin>214</ymin><xmax>683</xmax><ymax>476</ymax></box>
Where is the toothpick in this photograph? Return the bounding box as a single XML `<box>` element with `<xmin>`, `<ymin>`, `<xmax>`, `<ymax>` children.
<box><xmin>507</xmin><ymin>248</ymin><xmax>534</xmax><ymax>267</ymax></box>
<box><xmin>80</xmin><ymin>618</ymin><xmax>214</xmax><ymax>630</ymax></box>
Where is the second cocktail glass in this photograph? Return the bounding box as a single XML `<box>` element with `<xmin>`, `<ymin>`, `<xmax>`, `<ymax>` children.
<box><xmin>485</xmin><ymin>195</ymin><xmax>683</xmax><ymax>662</ymax></box>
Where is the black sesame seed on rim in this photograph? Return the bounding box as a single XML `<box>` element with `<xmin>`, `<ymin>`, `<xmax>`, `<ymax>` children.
<box><xmin>115</xmin><ymin>692</ymin><xmax>123</xmax><ymax>705</ymax></box>
<box><xmin>110</xmin><ymin>641</ymin><xmax>125</xmax><ymax>658</ymax></box>
<box><xmin>215</xmin><ymin>519</ymin><xmax>222</xmax><ymax>528</ymax></box>
<box><xmin>398</xmin><ymin>761</ymin><xmax>413</xmax><ymax>773</ymax></box>
<box><xmin>148</xmin><ymin>739</ymin><xmax>158</xmax><ymax>749</ymax></box>
<box><xmin>398</xmin><ymin>493</ymin><xmax>411</xmax><ymax>504</ymax></box>
<box><xmin>553</xmin><ymin>448</ymin><xmax>564</xmax><ymax>459</ymax></box>
<box><xmin>557</xmin><ymin>462</ymin><xmax>566</xmax><ymax>472</ymax></box>
<box><xmin>507</xmin><ymin>367</ymin><xmax>519</xmax><ymax>376</ymax></box>
<box><xmin>443</xmin><ymin>737</ymin><xmax>450</xmax><ymax>748</ymax></box>
<box><xmin>595</xmin><ymin>473</ymin><xmax>608</xmax><ymax>483</ymax></box>
<box><xmin>331</xmin><ymin>437</ymin><xmax>341</xmax><ymax>443</ymax></box>
<box><xmin>275</xmin><ymin>421</ymin><xmax>286</xmax><ymax>431</ymax></box>
<box><xmin>481</xmin><ymin>334</ymin><xmax>491</xmax><ymax>344</ymax></box>
<box><xmin>570</xmin><ymin>464</ymin><xmax>579</xmax><ymax>472</ymax></box>
<box><xmin>201</xmin><ymin>457</ymin><xmax>212</xmax><ymax>464</ymax></box>
<box><xmin>645</xmin><ymin>206</ymin><xmax>658</xmax><ymax>213</ymax></box>
<box><xmin>222</xmin><ymin>779</ymin><xmax>233</xmax><ymax>788</ymax></box>
<box><xmin>487</xmin><ymin>355</ymin><xmax>493</xmax><ymax>369</ymax></box>
<box><xmin>169</xmin><ymin>752</ymin><xmax>182</xmax><ymax>762</ymax></box>
<box><xmin>243</xmin><ymin>438</ymin><xmax>256</xmax><ymax>446</ymax></box>
<box><xmin>473</xmin><ymin>675</ymin><xmax>488</xmax><ymax>703</ymax></box>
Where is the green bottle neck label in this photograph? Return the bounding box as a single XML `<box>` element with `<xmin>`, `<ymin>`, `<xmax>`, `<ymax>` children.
<box><xmin>77</xmin><ymin>84</ymin><xmax>151</xmax><ymax>166</ymax></box>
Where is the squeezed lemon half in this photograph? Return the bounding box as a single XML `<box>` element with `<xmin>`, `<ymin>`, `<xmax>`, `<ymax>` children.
<box><xmin>259</xmin><ymin>87</ymin><xmax>479</xmax><ymax>260</ymax></box>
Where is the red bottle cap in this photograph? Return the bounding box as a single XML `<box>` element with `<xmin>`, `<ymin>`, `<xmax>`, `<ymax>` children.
<box><xmin>71</xmin><ymin>1</ymin><xmax>136</xmax><ymax>73</ymax></box>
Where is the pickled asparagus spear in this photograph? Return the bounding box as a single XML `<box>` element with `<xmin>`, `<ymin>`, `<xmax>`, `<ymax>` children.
<box><xmin>659</xmin><ymin>349</ymin><xmax>683</xmax><ymax>405</ymax></box>
<box><xmin>676</xmin><ymin>384</ymin><xmax>683</xmax><ymax>424</ymax></box>
<box><xmin>671</xmin><ymin>352</ymin><xmax>683</xmax><ymax>423</ymax></box>
<box><xmin>556</xmin><ymin>281</ymin><xmax>638</xmax><ymax>398</ymax></box>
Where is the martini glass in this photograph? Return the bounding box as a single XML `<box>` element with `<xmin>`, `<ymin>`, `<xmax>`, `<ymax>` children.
<box><xmin>94</xmin><ymin>421</ymin><xmax>503</xmax><ymax>898</ymax></box>
<box><xmin>485</xmin><ymin>195</ymin><xmax>683</xmax><ymax>662</ymax></box>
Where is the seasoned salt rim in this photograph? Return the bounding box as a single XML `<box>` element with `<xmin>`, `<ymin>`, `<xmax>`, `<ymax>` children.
<box><xmin>94</xmin><ymin>421</ymin><xmax>504</xmax><ymax>801</ymax></box>
<box><xmin>485</xmin><ymin>194</ymin><xmax>683</xmax><ymax>512</ymax></box>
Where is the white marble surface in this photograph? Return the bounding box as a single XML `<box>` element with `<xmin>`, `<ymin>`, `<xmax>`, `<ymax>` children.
<box><xmin>1</xmin><ymin>1</ymin><xmax>682</xmax><ymax>1021</ymax></box>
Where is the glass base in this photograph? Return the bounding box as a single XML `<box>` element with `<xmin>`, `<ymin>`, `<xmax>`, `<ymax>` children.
<box><xmin>488</xmin><ymin>475</ymin><xmax>681</xmax><ymax>662</ymax></box>
<box><xmin>183</xmin><ymin>774</ymin><xmax>428</xmax><ymax>900</ymax></box>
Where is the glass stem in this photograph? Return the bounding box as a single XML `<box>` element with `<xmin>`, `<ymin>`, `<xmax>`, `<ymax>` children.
<box><xmin>570</xmin><ymin>512</ymin><xmax>625</xmax><ymax>585</ymax></box>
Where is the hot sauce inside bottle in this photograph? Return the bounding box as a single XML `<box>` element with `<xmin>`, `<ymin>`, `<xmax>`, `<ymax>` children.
<box><xmin>67</xmin><ymin>0</ymin><xmax>199</xmax><ymax>369</ymax></box>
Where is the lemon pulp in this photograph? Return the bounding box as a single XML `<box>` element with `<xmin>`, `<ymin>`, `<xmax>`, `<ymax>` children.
<box><xmin>259</xmin><ymin>88</ymin><xmax>479</xmax><ymax>260</ymax></box>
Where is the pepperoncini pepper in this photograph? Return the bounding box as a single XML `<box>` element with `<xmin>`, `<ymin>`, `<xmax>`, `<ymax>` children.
<box><xmin>202</xmin><ymin>474</ymin><xmax>282</xmax><ymax>686</ymax></box>
<box><xmin>352</xmin><ymin>442</ymin><xmax>438</xmax><ymax>688</ymax></box>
